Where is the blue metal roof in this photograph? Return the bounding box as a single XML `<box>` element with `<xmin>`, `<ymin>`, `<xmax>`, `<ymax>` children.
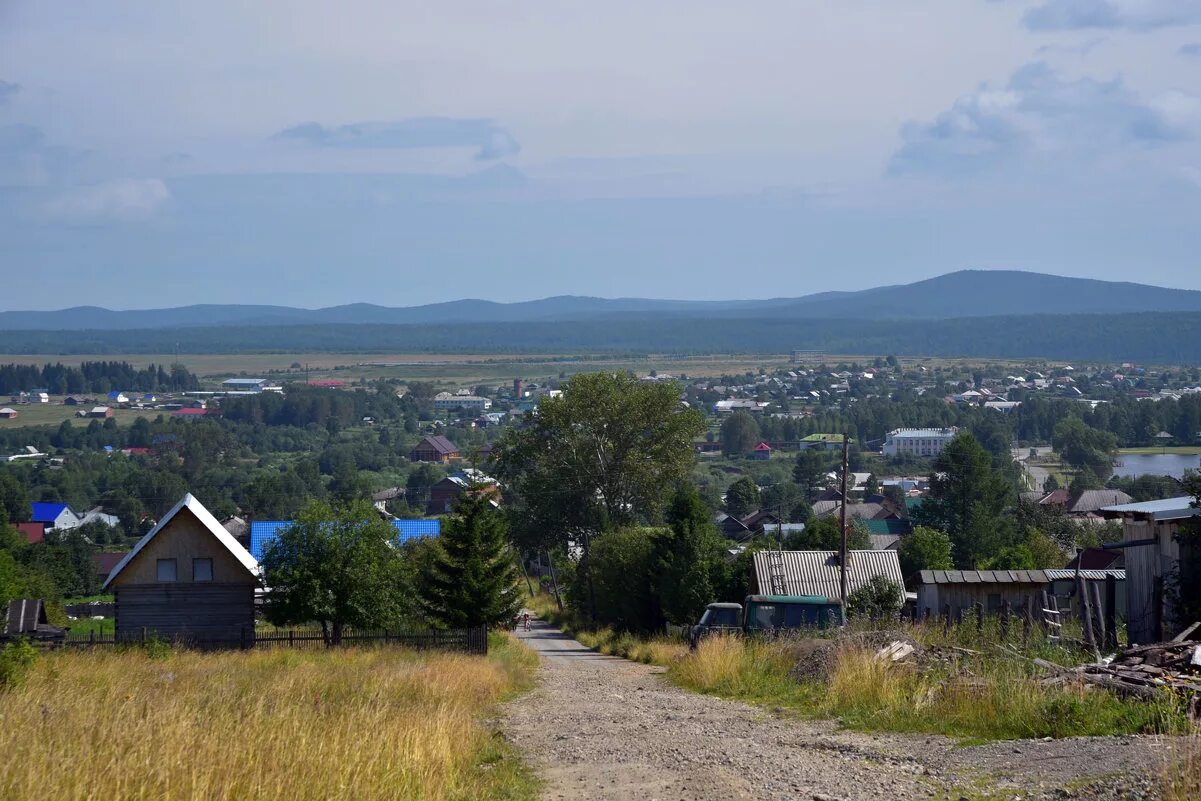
<box><xmin>249</xmin><ymin>518</ymin><xmax>440</xmax><ymax>560</ymax></box>
<box><xmin>30</xmin><ymin>502</ymin><xmax>70</xmax><ymax>523</ymax></box>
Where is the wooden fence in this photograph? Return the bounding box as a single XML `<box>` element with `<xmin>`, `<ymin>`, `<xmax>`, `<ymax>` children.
<box><xmin>57</xmin><ymin>625</ymin><xmax>489</xmax><ymax>654</ymax></box>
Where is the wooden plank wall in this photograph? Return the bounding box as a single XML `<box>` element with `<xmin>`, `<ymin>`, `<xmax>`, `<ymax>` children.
<box><xmin>115</xmin><ymin>583</ymin><xmax>254</xmax><ymax>638</ymax></box>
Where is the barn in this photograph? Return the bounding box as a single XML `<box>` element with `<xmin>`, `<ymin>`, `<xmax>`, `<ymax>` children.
<box><xmin>102</xmin><ymin>493</ymin><xmax>260</xmax><ymax>643</ymax></box>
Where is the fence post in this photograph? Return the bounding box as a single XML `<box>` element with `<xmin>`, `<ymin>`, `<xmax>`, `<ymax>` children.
<box><xmin>89</xmin><ymin>629</ymin><xmax>95</xmax><ymax>647</ymax></box>
<box><xmin>141</xmin><ymin>626</ymin><xmax>147</xmax><ymax>645</ymax></box>
<box><xmin>943</xmin><ymin>603</ymin><xmax>951</xmax><ymax>635</ymax></box>
<box><xmin>290</xmin><ymin>629</ymin><xmax>295</xmax><ymax>647</ymax></box>
<box><xmin>1104</xmin><ymin>574</ymin><xmax>1118</xmax><ymax>650</ymax></box>
<box><xmin>975</xmin><ymin>602</ymin><xmax>984</xmax><ymax>633</ymax></box>
<box><xmin>1022</xmin><ymin>597</ymin><xmax>1032</xmax><ymax>648</ymax></box>
<box><xmin>999</xmin><ymin>600</ymin><xmax>1010</xmax><ymax>641</ymax></box>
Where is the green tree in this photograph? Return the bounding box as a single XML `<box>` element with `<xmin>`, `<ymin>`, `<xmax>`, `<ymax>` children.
<box><xmin>862</xmin><ymin>473</ymin><xmax>879</xmax><ymax>497</ymax></box>
<box><xmin>260</xmin><ymin>499</ymin><xmax>406</xmax><ymax>645</ymax></box>
<box><xmin>793</xmin><ymin>449</ymin><xmax>832</xmax><ymax>498</ymax></box>
<box><xmin>846</xmin><ymin>575</ymin><xmax>903</xmax><ymax>620</ymax></box>
<box><xmin>652</xmin><ymin>486</ymin><xmax>728</xmax><ymax>625</ymax></box>
<box><xmin>724</xmin><ymin>476</ymin><xmax>760</xmax><ymax>519</ymax></box>
<box><xmin>495</xmin><ymin>372</ymin><xmax>706</xmax><ymax>620</ymax></box>
<box><xmin>421</xmin><ymin>489</ymin><xmax>522</xmax><ymax>629</ymax></box>
<box><xmin>897</xmin><ymin>526</ymin><xmax>953</xmax><ymax>581</ymax></box>
<box><xmin>911</xmin><ymin>433</ymin><xmax>1017</xmax><ymax>568</ymax></box>
<box><xmin>720</xmin><ymin>411</ymin><xmax>760</xmax><ymax>457</ymax></box>
<box><xmin>569</xmin><ymin>527</ymin><xmax>659</xmax><ymax>632</ymax></box>
<box><xmin>1052</xmin><ymin>417</ymin><xmax>1118</xmax><ymax>480</ymax></box>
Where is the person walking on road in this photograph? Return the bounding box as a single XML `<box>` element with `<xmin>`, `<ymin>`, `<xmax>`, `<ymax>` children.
<box><xmin>523</xmin><ymin>611</ymin><xmax>531</xmax><ymax>631</ymax></box>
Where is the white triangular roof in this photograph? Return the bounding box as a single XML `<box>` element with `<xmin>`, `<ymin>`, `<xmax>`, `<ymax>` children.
<box><xmin>102</xmin><ymin>493</ymin><xmax>259</xmax><ymax>589</ymax></box>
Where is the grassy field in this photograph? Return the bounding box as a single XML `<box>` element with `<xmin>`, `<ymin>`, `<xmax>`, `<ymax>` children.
<box><xmin>0</xmin><ymin>403</ymin><xmax>160</xmax><ymax>431</ymax></box>
<box><xmin>0</xmin><ymin>634</ymin><xmax>538</xmax><ymax>801</ymax></box>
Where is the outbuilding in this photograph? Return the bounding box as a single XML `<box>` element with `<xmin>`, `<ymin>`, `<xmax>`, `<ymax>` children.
<box><xmin>102</xmin><ymin>493</ymin><xmax>260</xmax><ymax>643</ymax></box>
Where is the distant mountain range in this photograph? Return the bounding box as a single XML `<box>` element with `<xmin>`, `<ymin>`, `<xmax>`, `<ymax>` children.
<box><xmin>4</xmin><ymin>270</ymin><xmax>1200</xmax><ymax>331</ymax></box>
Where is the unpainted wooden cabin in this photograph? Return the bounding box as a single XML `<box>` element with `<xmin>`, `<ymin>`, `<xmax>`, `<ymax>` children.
<box><xmin>102</xmin><ymin>493</ymin><xmax>259</xmax><ymax>641</ymax></box>
<box><xmin>916</xmin><ymin>570</ymin><xmax>1050</xmax><ymax>616</ymax></box>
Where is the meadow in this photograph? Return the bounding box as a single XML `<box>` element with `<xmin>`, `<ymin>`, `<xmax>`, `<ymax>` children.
<box><xmin>0</xmin><ymin>404</ymin><xmax>159</xmax><ymax>431</ymax></box>
<box><xmin>0</xmin><ymin>634</ymin><xmax>538</xmax><ymax>801</ymax></box>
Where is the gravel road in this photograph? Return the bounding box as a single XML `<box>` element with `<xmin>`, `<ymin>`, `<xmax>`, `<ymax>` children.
<box><xmin>501</xmin><ymin>620</ymin><xmax>1174</xmax><ymax>801</ymax></box>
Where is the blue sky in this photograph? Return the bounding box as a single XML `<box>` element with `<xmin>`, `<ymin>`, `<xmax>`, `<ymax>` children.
<box><xmin>1</xmin><ymin>1</ymin><xmax>1199</xmax><ymax>309</ymax></box>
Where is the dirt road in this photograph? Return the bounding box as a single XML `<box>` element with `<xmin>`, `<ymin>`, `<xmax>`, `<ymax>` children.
<box><xmin>502</xmin><ymin>620</ymin><xmax>1171</xmax><ymax>801</ymax></box>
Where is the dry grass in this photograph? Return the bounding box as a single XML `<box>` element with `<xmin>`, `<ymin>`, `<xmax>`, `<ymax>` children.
<box><xmin>1162</xmin><ymin>734</ymin><xmax>1201</xmax><ymax>801</ymax></box>
<box><xmin>672</xmin><ymin>638</ymin><xmax>1192</xmax><ymax>741</ymax></box>
<box><xmin>0</xmin><ymin>636</ymin><xmax>538</xmax><ymax>801</ymax></box>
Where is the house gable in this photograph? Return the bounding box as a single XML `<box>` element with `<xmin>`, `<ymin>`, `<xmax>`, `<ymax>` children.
<box><xmin>104</xmin><ymin>494</ymin><xmax>258</xmax><ymax>589</ymax></box>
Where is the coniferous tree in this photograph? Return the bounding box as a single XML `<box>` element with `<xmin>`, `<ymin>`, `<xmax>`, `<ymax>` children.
<box><xmin>422</xmin><ymin>488</ymin><xmax>522</xmax><ymax>629</ymax></box>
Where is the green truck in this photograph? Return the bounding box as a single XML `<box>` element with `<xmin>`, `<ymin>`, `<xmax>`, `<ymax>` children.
<box><xmin>689</xmin><ymin>595</ymin><xmax>844</xmax><ymax>647</ymax></box>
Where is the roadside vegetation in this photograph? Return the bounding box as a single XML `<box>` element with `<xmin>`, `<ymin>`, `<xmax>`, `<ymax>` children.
<box><xmin>0</xmin><ymin>632</ymin><xmax>538</xmax><ymax>801</ymax></box>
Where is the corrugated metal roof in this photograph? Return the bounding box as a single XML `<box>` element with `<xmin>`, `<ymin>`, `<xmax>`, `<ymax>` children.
<box><xmin>1102</xmin><ymin>496</ymin><xmax>1201</xmax><ymax>521</ymax></box>
<box><xmin>918</xmin><ymin>569</ymin><xmax>1049</xmax><ymax>585</ymax></box>
<box><xmin>1044</xmin><ymin>569</ymin><xmax>1126</xmax><ymax>581</ymax></box>
<box><xmin>250</xmin><ymin>518</ymin><xmax>440</xmax><ymax>560</ymax></box>
<box><xmin>753</xmin><ymin>550</ymin><xmax>904</xmax><ymax>602</ymax></box>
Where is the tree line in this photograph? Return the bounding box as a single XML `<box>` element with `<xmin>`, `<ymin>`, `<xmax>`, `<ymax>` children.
<box><xmin>0</xmin><ymin>361</ymin><xmax>200</xmax><ymax>395</ymax></box>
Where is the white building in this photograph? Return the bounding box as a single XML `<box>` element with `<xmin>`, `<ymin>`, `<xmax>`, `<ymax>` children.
<box><xmin>221</xmin><ymin>378</ymin><xmax>271</xmax><ymax>392</ymax></box>
<box><xmin>433</xmin><ymin>392</ymin><xmax>492</xmax><ymax>412</ymax></box>
<box><xmin>882</xmin><ymin>427</ymin><xmax>958</xmax><ymax>458</ymax></box>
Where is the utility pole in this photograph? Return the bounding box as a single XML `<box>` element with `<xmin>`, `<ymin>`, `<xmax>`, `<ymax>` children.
<box><xmin>839</xmin><ymin>433</ymin><xmax>849</xmax><ymax>617</ymax></box>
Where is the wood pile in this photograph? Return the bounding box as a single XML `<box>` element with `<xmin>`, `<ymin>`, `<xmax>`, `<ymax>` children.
<box><xmin>1079</xmin><ymin>641</ymin><xmax>1201</xmax><ymax>697</ymax></box>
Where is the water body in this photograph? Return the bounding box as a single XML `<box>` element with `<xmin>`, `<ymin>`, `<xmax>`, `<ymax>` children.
<box><xmin>1112</xmin><ymin>453</ymin><xmax>1201</xmax><ymax>479</ymax></box>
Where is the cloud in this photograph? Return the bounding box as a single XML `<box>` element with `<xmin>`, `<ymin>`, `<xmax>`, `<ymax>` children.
<box><xmin>1022</xmin><ymin>0</ymin><xmax>1201</xmax><ymax>31</ymax></box>
<box><xmin>40</xmin><ymin>178</ymin><xmax>171</xmax><ymax>223</ymax></box>
<box><xmin>273</xmin><ymin>117</ymin><xmax>520</xmax><ymax>160</ymax></box>
<box><xmin>1182</xmin><ymin>42</ymin><xmax>1201</xmax><ymax>56</ymax></box>
<box><xmin>0</xmin><ymin>123</ymin><xmax>53</xmax><ymax>187</ymax></box>
<box><xmin>890</xmin><ymin>62</ymin><xmax>1195</xmax><ymax>175</ymax></box>
<box><xmin>0</xmin><ymin>80</ymin><xmax>18</xmax><ymax>106</ymax></box>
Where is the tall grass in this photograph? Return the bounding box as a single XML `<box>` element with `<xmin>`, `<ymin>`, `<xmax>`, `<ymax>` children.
<box><xmin>672</xmin><ymin>637</ymin><xmax>1192</xmax><ymax>741</ymax></box>
<box><xmin>0</xmin><ymin>636</ymin><xmax>538</xmax><ymax>801</ymax></box>
<box><xmin>1162</xmin><ymin>734</ymin><xmax>1201</xmax><ymax>801</ymax></box>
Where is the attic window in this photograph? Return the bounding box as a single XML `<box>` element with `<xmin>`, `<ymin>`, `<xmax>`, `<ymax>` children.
<box><xmin>156</xmin><ymin>559</ymin><xmax>177</xmax><ymax>582</ymax></box>
<box><xmin>193</xmin><ymin>558</ymin><xmax>213</xmax><ymax>582</ymax></box>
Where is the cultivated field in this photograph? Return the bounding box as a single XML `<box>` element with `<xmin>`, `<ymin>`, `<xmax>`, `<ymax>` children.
<box><xmin>0</xmin><ymin>635</ymin><xmax>538</xmax><ymax>801</ymax></box>
<box><xmin>0</xmin><ymin>352</ymin><xmax>1040</xmax><ymax>389</ymax></box>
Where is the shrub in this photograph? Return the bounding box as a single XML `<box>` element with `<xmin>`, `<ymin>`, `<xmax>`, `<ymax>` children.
<box><xmin>0</xmin><ymin>639</ymin><xmax>37</xmax><ymax>690</ymax></box>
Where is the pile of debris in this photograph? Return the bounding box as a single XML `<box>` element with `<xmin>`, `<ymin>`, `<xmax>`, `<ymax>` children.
<box><xmin>1077</xmin><ymin>641</ymin><xmax>1201</xmax><ymax>698</ymax></box>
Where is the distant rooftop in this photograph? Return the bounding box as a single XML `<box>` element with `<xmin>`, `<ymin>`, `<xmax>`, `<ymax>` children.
<box><xmin>1101</xmin><ymin>496</ymin><xmax>1201</xmax><ymax>521</ymax></box>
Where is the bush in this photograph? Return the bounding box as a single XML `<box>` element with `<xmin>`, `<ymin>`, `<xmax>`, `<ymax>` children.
<box><xmin>846</xmin><ymin>575</ymin><xmax>903</xmax><ymax>621</ymax></box>
<box><xmin>0</xmin><ymin>639</ymin><xmax>37</xmax><ymax>690</ymax></box>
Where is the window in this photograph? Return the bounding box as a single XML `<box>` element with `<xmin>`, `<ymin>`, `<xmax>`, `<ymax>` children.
<box><xmin>193</xmin><ymin>558</ymin><xmax>213</xmax><ymax>582</ymax></box>
<box><xmin>156</xmin><ymin>558</ymin><xmax>177</xmax><ymax>582</ymax></box>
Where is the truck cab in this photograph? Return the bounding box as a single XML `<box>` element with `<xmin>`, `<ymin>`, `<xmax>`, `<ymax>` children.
<box><xmin>688</xmin><ymin>595</ymin><xmax>844</xmax><ymax>647</ymax></box>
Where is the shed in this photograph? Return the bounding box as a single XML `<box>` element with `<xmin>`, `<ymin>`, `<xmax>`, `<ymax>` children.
<box><xmin>751</xmin><ymin>550</ymin><xmax>904</xmax><ymax>604</ymax></box>
<box><xmin>916</xmin><ymin>570</ymin><xmax>1049</xmax><ymax>616</ymax></box>
<box><xmin>0</xmin><ymin>407</ymin><xmax>17</xmax><ymax>419</ymax></box>
<box><xmin>3</xmin><ymin>599</ymin><xmax>65</xmax><ymax>642</ymax></box>
<box><xmin>103</xmin><ymin>494</ymin><xmax>260</xmax><ymax>642</ymax></box>
<box><xmin>1102</xmin><ymin>496</ymin><xmax>1201</xmax><ymax>644</ymax></box>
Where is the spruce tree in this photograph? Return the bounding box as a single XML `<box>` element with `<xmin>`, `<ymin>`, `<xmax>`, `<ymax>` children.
<box><xmin>422</xmin><ymin>488</ymin><xmax>522</xmax><ymax>629</ymax></box>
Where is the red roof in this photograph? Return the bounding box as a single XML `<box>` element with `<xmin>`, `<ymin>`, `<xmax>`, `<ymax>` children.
<box><xmin>171</xmin><ymin>408</ymin><xmax>207</xmax><ymax>416</ymax></box>
<box><xmin>16</xmin><ymin>522</ymin><xmax>45</xmax><ymax>545</ymax></box>
<box><xmin>307</xmin><ymin>379</ymin><xmax>345</xmax><ymax>387</ymax></box>
<box><xmin>93</xmin><ymin>551</ymin><xmax>128</xmax><ymax>577</ymax></box>
<box><xmin>122</xmin><ymin>447</ymin><xmax>151</xmax><ymax>455</ymax></box>
<box><xmin>753</xmin><ymin>442</ymin><xmax>772</xmax><ymax>451</ymax></box>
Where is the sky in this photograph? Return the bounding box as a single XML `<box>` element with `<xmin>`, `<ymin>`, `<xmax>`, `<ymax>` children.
<box><xmin>1</xmin><ymin>0</ymin><xmax>1200</xmax><ymax>310</ymax></box>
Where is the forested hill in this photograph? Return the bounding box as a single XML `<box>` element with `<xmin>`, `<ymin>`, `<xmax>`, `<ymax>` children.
<box><xmin>1</xmin><ymin>312</ymin><xmax>1199</xmax><ymax>363</ymax></box>
<box><xmin>3</xmin><ymin>270</ymin><xmax>1200</xmax><ymax>329</ymax></box>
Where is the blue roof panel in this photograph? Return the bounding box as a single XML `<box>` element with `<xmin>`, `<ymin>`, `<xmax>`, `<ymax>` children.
<box><xmin>249</xmin><ymin>518</ymin><xmax>440</xmax><ymax>560</ymax></box>
<box><xmin>30</xmin><ymin>502</ymin><xmax>69</xmax><ymax>524</ymax></box>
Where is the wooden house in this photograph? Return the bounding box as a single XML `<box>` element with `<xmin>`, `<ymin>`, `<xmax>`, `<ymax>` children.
<box><xmin>409</xmin><ymin>435</ymin><xmax>460</xmax><ymax>463</ymax></box>
<box><xmin>102</xmin><ymin>493</ymin><xmax>260</xmax><ymax>642</ymax></box>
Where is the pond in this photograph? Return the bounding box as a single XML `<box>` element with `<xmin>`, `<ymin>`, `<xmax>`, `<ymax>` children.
<box><xmin>1111</xmin><ymin>453</ymin><xmax>1201</xmax><ymax>479</ymax></box>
